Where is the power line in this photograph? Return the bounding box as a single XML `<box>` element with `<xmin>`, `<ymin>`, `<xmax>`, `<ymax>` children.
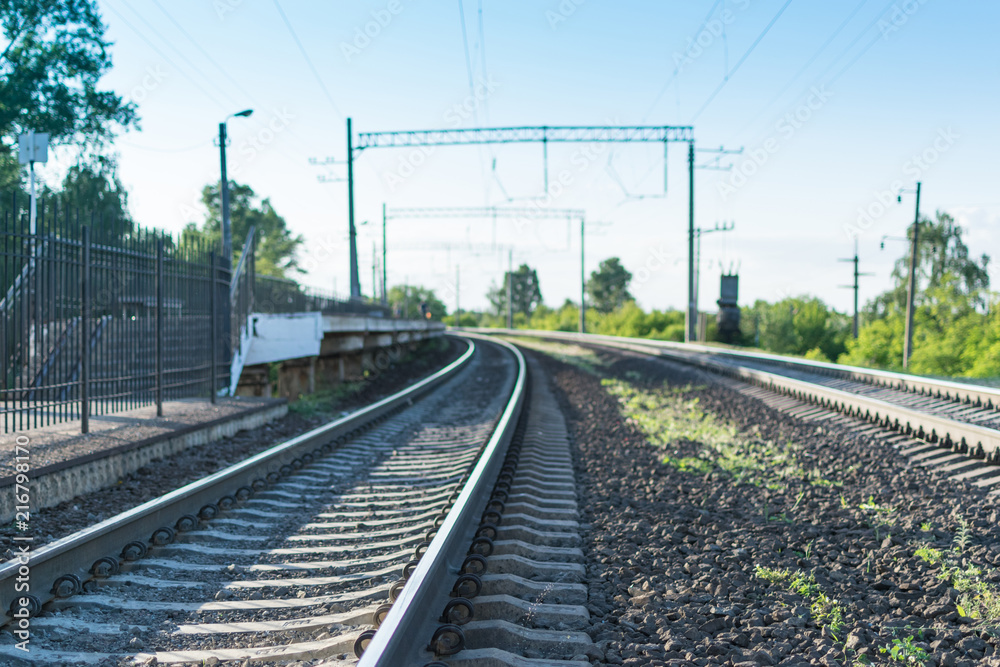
<box><xmin>150</xmin><ymin>0</ymin><xmax>258</xmax><ymax>104</ymax></box>
<box><xmin>691</xmin><ymin>0</ymin><xmax>796</xmax><ymax>121</ymax></box>
<box><xmin>103</xmin><ymin>0</ymin><xmax>229</xmax><ymax>113</ymax></box>
<box><xmin>723</xmin><ymin>0</ymin><xmax>872</xmax><ymax>143</ymax></box>
<box><xmin>122</xmin><ymin>1</ymin><xmax>244</xmax><ymax>108</ymax></box>
<box><xmin>271</xmin><ymin>0</ymin><xmax>344</xmax><ymax>120</ymax></box>
<box><xmin>457</xmin><ymin>0</ymin><xmax>491</xmax><ymax>200</ymax></box>
<box><xmin>641</xmin><ymin>0</ymin><xmax>724</xmax><ymax>123</ymax></box>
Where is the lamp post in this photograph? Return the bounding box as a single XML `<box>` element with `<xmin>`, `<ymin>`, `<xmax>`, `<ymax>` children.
<box><xmin>897</xmin><ymin>182</ymin><xmax>922</xmax><ymax>370</ymax></box>
<box><xmin>219</xmin><ymin>109</ymin><xmax>254</xmax><ymax>267</ymax></box>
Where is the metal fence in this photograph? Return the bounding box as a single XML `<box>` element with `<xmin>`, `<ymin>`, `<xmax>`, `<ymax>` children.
<box><xmin>1</xmin><ymin>194</ymin><xmax>389</xmax><ymax>434</ymax></box>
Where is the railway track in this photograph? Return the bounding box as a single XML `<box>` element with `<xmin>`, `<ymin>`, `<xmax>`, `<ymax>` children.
<box><xmin>6</xmin><ymin>327</ymin><xmax>999</xmax><ymax>665</ymax></box>
<box><xmin>478</xmin><ymin>329</ymin><xmax>1000</xmax><ymax>485</ymax></box>
<box><xmin>0</xmin><ymin>335</ymin><xmax>598</xmax><ymax>665</ymax></box>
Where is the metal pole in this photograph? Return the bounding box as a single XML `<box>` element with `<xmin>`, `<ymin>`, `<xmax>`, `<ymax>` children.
<box><xmin>81</xmin><ymin>225</ymin><xmax>90</xmax><ymax>433</ymax></box>
<box><xmin>382</xmin><ymin>203</ymin><xmax>387</xmax><ymax>305</ymax></box>
<box><xmin>219</xmin><ymin>122</ymin><xmax>232</xmax><ymax>267</ymax></box>
<box><xmin>686</xmin><ymin>141</ymin><xmax>696</xmax><ymax>343</ymax></box>
<box><xmin>852</xmin><ymin>239</ymin><xmax>859</xmax><ymax>339</ymax></box>
<box><xmin>209</xmin><ymin>251</ymin><xmax>218</xmax><ymax>404</ymax></box>
<box><xmin>506</xmin><ymin>249</ymin><xmax>513</xmax><ymax>329</ymax></box>
<box><xmin>371</xmin><ymin>242</ymin><xmax>376</xmax><ymax>301</ymax></box>
<box><xmin>156</xmin><ymin>239</ymin><xmax>164</xmax><ymax>416</ymax></box>
<box><xmin>903</xmin><ymin>181</ymin><xmax>921</xmax><ymax>370</ymax></box>
<box><xmin>580</xmin><ymin>217</ymin><xmax>585</xmax><ymax>334</ymax></box>
<box><xmin>542</xmin><ymin>127</ymin><xmax>549</xmax><ymax>193</ymax></box>
<box><xmin>456</xmin><ymin>265</ymin><xmax>460</xmax><ymax>324</ymax></box>
<box><xmin>695</xmin><ymin>228</ymin><xmax>702</xmax><ymax>341</ymax></box>
<box><xmin>347</xmin><ymin>118</ymin><xmax>361</xmax><ymax>300</ymax></box>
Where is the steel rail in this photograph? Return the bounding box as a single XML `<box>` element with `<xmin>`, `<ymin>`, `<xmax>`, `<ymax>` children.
<box><xmin>0</xmin><ymin>339</ymin><xmax>477</xmax><ymax>622</ymax></box>
<box><xmin>471</xmin><ymin>328</ymin><xmax>1000</xmax><ymax>459</ymax></box>
<box><xmin>477</xmin><ymin>328</ymin><xmax>1000</xmax><ymax>408</ymax></box>
<box><xmin>358</xmin><ymin>333</ymin><xmax>527</xmax><ymax>666</ymax></box>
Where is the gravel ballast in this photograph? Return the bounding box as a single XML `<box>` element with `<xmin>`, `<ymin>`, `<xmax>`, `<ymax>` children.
<box><xmin>528</xmin><ymin>342</ymin><xmax>1000</xmax><ymax>667</ymax></box>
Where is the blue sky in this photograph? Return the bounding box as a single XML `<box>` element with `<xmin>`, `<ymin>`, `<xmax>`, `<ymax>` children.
<box><xmin>51</xmin><ymin>0</ymin><xmax>1000</xmax><ymax>313</ymax></box>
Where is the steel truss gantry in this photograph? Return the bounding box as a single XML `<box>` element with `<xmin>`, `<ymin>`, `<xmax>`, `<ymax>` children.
<box><xmin>347</xmin><ymin>123</ymin><xmax>698</xmax><ymax>341</ymax></box>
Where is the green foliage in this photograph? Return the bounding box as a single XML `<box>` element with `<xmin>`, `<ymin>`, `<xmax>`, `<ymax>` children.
<box><xmin>586</xmin><ymin>257</ymin><xmax>633</xmax><ymax>313</ymax></box>
<box><xmin>185</xmin><ymin>181</ymin><xmax>303</xmax><ymax>278</ymax></box>
<box><xmin>387</xmin><ymin>284</ymin><xmax>446</xmax><ymax>320</ymax></box>
<box><xmin>741</xmin><ymin>296</ymin><xmax>850</xmax><ymax>360</ymax></box>
<box><xmin>879</xmin><ymin>636</ymin><xmax>930</xmax><ymax>665</ymax></box>
<box><xmin>869</xmin><ymin>211</ymin><xmax>989</xmax><ymax>317</ymax></box>
<box><xmin>0</xmin><ymin>1</ymin><xmax>137</xmax><ymax>146</ymax></box>
<box><xmin>487</xmin><ymin>263</ymin><xmax>542</xmax><ymax>317</ymax></box>
<box><xmin>754</xmin><ymin>566</ymin><xmax>792</xmax><ymax>584</ymax></box>
<box><xmin>54</xmin><ymin>156</ymin><xmax>133</xmax><ymax>230</ymax></box>
<box><xmin>914</xmin><ymin>546</ymin><xmax>942</xmax><ymax>566</ymax></box>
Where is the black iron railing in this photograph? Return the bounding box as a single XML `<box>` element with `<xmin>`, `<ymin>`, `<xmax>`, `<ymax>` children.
<box><xmin>1</xmin><ymin>193</ymin><xmax>394</xmax><ymax>434</ymax></box>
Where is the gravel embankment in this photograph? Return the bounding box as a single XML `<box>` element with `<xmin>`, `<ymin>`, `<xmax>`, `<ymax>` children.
<box><xmin>0</xmin><ymin>338</ymin><xmax>463</xmax><ymax>554</ymax></box>
<box><xmin>530</xmin><ymin>345</ymin><xmax>1000</xmax><ymax>667</ymax></box>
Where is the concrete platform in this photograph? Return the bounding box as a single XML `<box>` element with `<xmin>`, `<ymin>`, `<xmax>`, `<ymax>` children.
<box><xmin>0</xmin><ymin>397</ymin><xmax>286</xmax><ymax>521</ymax></box>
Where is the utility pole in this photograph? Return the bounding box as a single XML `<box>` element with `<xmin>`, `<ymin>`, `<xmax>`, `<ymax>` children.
<box><xmin>839</xmin><ymin>238</ymin><xmax>873</xmax><ymax>338</ymax></box>
<box><xmin>456</xmin><ymin>265</ymin><xmax>461</xmax><ymax>325</ymax></box>
<box><xmin>580</xmin><ymin>217</ymin><xmax>585</xmax><ymax>334</ymax></box>
<box><xmin>506</xmin><ymin>249</ymin><xmax>513</xmax><ymax>330</ymax></box>
<box><xmin>219</xmin><ymin>122</ymin><xmax>231</xmax><ymax>266</ymax></box>
<box><xmin>371</xmin><ymin>242</ymin><xmax>377</xmax><ymax>302</ymax></box>
<box><xmin>901</xmin><ymin>181</ymin><xmax>921</xmax><ymax>370</ymax></box>
<box><xmin>382</xmin><ymin>203</ymin><xmax>388</xmax><ymax>304</ymax></box>
<box><xmin>347</xmin><ymin>117</ymin><xmax>361</xmax><ymax>300</ymax></box>
<box><xmin>686</xmin><ymin>141</ymin><xmax>696</xmax><ymax>343</ymax></box>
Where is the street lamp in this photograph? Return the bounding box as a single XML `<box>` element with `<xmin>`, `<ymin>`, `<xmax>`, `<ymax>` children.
<box><xmin>219</xmin><ymin>109</ymin><xmax>254</xmax><ymax>266</ymax></box>
<box><xmin>897</xmin><ymin>182</ymin><xmax>922</xmax><ymax>371</ymax></box>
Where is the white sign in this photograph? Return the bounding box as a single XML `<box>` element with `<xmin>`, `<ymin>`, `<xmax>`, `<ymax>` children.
<box><xmin>17</xmin><ymin>132</ymin><xmax>49</xmax><ymax>164</ymax></box>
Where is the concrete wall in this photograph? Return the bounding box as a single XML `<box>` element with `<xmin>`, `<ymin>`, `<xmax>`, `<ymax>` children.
<box><xmin>236</xmin><ymin>314</ymin><xmax>445</xmax><ymax>401</ymax></box>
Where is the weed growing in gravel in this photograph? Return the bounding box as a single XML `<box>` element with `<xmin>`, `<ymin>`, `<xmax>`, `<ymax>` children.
<box><xmin>289</xmin><ymin>381</ymin><xmax>366</xmax><ymax>418</ymax></box>
<box><xmin>603</xmin><ymin>379</ymin><xmax>820</xmax><ymax>490</ymax></box>
<box><xmin>953</xmin><ymin>516</ymin><xmax>972</xmax><ymax>552</ymax></box>
<box><xmin>810</xmin><ymin>591</ymin><xmax>845</xmax><ymax>636</ymax></box>
<box><xmin>660</xmin><ymin>455</ymin><xmax>713</xmax><ymax>474</ymax></box>
<box><xmin>754</xmin><ymin>567</ymin><xmax>846</xmax><ymax>638</ymax></box>
<box><xmin>920</xmin><ymin>521</ymin><xmax>933</xmax><ymax>532</ymax></box>
<box><xmin>879</xmin><ymin>635</ymin><xmax>931</xmax><ymax>665</ymax></box>
<box><xmin>754</xmin><ymin>565</ymin><xmax>792</xmax><ymax>584</ymax></box>
<box><xmin>914</xmin><ymin>546</ymin><xmax>942</xmax><ymax>566</ymax></box>
<box><xmin>911</xmin><ymin>519</ymin><xmax>1000</xmax><ymax>625</ymax></box>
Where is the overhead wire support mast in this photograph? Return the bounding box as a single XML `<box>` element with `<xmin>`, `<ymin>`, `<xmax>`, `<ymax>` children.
<box><xmin>839</xmin><ymin>238</ymin><xmax>874</xmax><ymax>339</ymax></box>
<box><xmin>350</xmin><ymin>123</ymin><xmax>695</xmax><ymax>332</ymax></box>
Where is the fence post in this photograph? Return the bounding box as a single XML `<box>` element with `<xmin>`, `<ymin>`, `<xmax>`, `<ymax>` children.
<box><xmin>81</xmin><ymin>225</ymin><xmax>90</xmax><ymax>433</ymax></box>
<box><xmin>209</xmin><ymin>251</ymin><xmax>217</xmax><ymax>404</ymax></box>
<box><xmin>156</xmin><ymin>239</ymin><xmax>164</xmax><ymax>416</ymax></box>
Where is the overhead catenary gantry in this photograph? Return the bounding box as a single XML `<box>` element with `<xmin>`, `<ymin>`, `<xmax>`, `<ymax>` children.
<box><xmin>345</xmin><ymin>122</ymin><xmax>700</xmax><ymax>341</ymax></box>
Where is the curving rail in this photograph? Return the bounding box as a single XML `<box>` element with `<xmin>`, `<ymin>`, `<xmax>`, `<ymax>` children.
<box><xmin>469</xmin><ymin>328</ymin><xmax>1000</xmax><ymax>461</ymax></box>
<box><xmin>358</xmin><ymin>333</ymin><xmax>527</xmax><ymax>666</ymax></box>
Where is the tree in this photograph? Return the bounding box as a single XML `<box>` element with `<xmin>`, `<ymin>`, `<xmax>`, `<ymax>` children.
<box><xmin>0</xmin><ymin>1</ymin><xmax>137</xmax><ymax>147</ymax></box>
<box><xmin>388</xmin><ymin>284</ymin><xmax>446</xmax><ymax>320</ymax></box>
<box><xmin>868</xmin><ymin>211</ymin><xmax>989</xmax><ymax>317</ymax></box>
<box><xmin>586</xmin><ymin>257</ymin><xmax>633</xmax><ymax>313</ymax></box>
<box><xmin>741</xmin><ymin>297</ymin><xmax>850</xmax><ymax>360</ymax></box>
<box><xmin>52</xmin><ymin>156</ymin><xmax>133</xmax><ymax>237</ymax></box>
<box><xmin>487</xmin><ymin>264</ymin><xmax>542</xmax><ymax>317</ymax></box>
<box><xmin>186</xmin><ymin>182</ymin><xmax>303</xmax><ymax>277</ymax></box>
